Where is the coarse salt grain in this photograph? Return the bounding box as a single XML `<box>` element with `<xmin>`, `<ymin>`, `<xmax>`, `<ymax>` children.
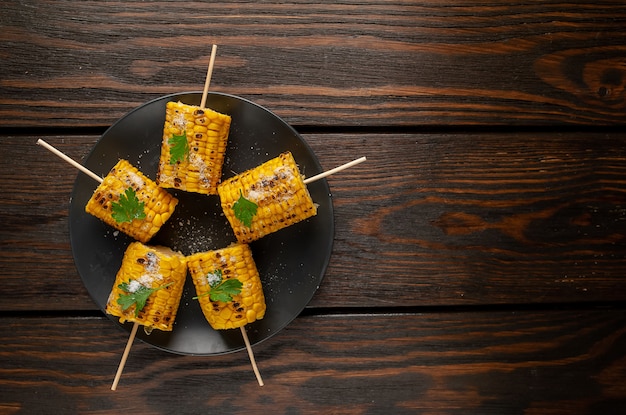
<box><xmin>127</xmin><ymin>280</ymin><xmax>141</xmax><ymax>293</ymax></box>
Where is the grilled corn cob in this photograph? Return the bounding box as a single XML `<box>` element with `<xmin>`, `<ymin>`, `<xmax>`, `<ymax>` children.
<box><xmin>217</xmin><ymin>151</ymin><xmax>317</xmax><ymax>243</ymax></box>
<box><xmin>105</xmin><ymin>242</ymin><xmax>187</xmax><ymax>332</ymax></box>
<box><xmin>187</xmin><ymin>243</ymin><xmax>266</xmax><ymax>330</ymax></box>
<box><xmin>85</xmin><ymin>159</ymin><xmax>178</xmax><ymax>243</ymax></box>
<box><xmin>156</xmin><ymin>101</ymin><xmax>231</xmax><ymax>195</ymax></box>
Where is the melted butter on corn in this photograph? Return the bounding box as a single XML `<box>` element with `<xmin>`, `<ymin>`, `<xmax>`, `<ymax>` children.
<box><xmin>157</xmin><ymin>101</ymin><xmax>231</xmax><ymax>195</ymax></box>
<box><xmin>106</xmin><ymin>242</ymin><xmax>187</xmax><ymax>332</ymax></box>
<box><xmin>218</xmin><ymin>151</ymin><xmax>317</xmax><ymax>243</ymax></box>
<box><xmin>85</xmin><ymin>159</ymin><xmax>178</xmax><ymax>243</ymax></box>
<box><xmin>187</xmin><ymin>243</ymin><xmax>266</xmax><ymax>330</ymax></box>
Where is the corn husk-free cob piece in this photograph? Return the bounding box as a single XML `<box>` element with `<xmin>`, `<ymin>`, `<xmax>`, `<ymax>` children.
<box><xmin>108</xmin><ymin>241</ymin><xmax>187</xmax><ymax>390</ymax></box>
<box><xmin>85</xmin><ymin>159</ymin><xmax>178</xmax><ymax>243</ymax></box>
<box><xmin>106</xmin><ymin>242</ymin><xmax>187</xmax><ymax>331</ymax></box>
<box><xmin>217</xmin><ymin>151</ymin><xmax>317</xmax><ymax>243</ymax></box>
<box><xmin>187</xmin><ymin>243</ymin><xmax>265</xmax><ymax>330</ymax></box>
<box><xmin>156</xmin><ymin>101</ymin><xmax>231</xmax><ymax>195</ymax></box>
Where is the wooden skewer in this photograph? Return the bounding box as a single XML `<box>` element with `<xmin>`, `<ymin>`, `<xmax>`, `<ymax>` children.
<box><xmin>111</xmin><ymin>322</ymin><xmax>139</xmax><ymax>390</ymax></box>
<box><xmin>200</xmin><ymin>44</ymin><xmax>218</xmax><ymax>109</ymax></box>
<box><xmin>35</xmin><ymin>139</ymin><xmax>140</xmax><ymax>389</ymax></box>
<box><xmin>240</xmin><ymin>326</ymin><xmax>264</xmax><ymax>386</ymax></box>
<box><xmin>227</xmin><ymin>156</ymin><xmax>367</xmax><ymax>386</ymax></box>
<box><xmin>234</xmin><ymin>155</ymin><xmax>367</xmax><ymax>387</ymax></box>
<box><xmin>198</xmin><ymin>44</ymin><xmax>265</xmax><ymax>386</ymax></box>
<box><xmin>303</xmin><ymin>156</ymin><xmax>367</xmax><ymax>184</ymax></box>
<box><xmin>108</xmin><ymin>47</ymin><xmax>221</xmax><ymax>389</ymax></box>
<box><xmin>36</xmin><ymin>139</ymin><xmax>141</xmax><ymax>390</ymax></box>
<box><xmin>36</xmin><ymin>139</ymin><xmax>103</xmax><ymax>183</ymax></box>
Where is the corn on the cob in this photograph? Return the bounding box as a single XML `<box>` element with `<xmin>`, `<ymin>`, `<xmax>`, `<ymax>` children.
<box><xmin>217</xmin><ymin>151</ymin><xmax>317</xmax><ymax>243</ymax></box>
<box><xmin>106</xmin><ymin>242</ymin><xmax>187</xmax><ymax>332</ymax></box>
<box><xmin>156</xmin><ymin>101</ymin><xmax>231</xmax><ymax>195</ymax></box>
<box><xmin>85</xmin><ymin>159</ymin><xmax>178</xmax><ymax>243</ymax></box>
<box><xmin>187</xmin><ymin>243</ymin><xmax>266</xmax><ymax>330</ymax></box>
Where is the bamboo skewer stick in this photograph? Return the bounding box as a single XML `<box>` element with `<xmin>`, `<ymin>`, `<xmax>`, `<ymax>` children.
<box><xmin>231</xmin><ymin>156</ymin><xmax>367</xmax><ymax>387</ymax></box>
<box><xmin>199</xmin><ymin>44</ymin><xmax>265</xmax><ymax>386</ymax></box>
<box><xmin>200</xmin><ymin>44</ymin><xmax>218</xmax><ymax>109</ymax></box>
<box><xmin>195</xmin><ymin>44</ymin><xmax>265</xmax><ymax>386</ymax></box>
<box><xmin>303</xmin><ymin>156</ymin><xmax>367</xmax><ymax>184</ymax></box>
<box><xmin>36</xmin><ymin>138</ymin><xmax>141</xmax><ymax>389</ymax></box>
<box><xmin>111</xmin><ymin>322</ymin><xmax>139</xmax><ymax>390</ymax></box>
<box><xmin>240</xmin><ymin>326</ymin><xmax>264</xmax><ymax>386</ymax></box>
<box><xmin>111</xmin><ymin>46</ymin><xmax>224</xmax><ymax>389</ymax></box>
<box><xmin>36</xmin><ymin>139</ymin><xmax>103</xmax><ymax>183</ymax></box>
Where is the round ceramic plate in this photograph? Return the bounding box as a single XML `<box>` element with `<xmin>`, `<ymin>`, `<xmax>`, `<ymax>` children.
<box><xmin>69</xmin><ymin>92</ymin><xmax>334</xmax><ymax>355</ymax></box>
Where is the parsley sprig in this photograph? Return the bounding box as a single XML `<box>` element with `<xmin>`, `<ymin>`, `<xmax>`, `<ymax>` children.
<box><xmin>111</xmin><ymin>187</ymin><xmax>146</xmax><ymax>223</ymax></box>
<box><xmin>168</xmin><ymin>131</ymin><xmax>189</xmax><ymax>164</ymax></box>
<box><xmin>117</xmin><ymin>281</ymin><xmax>173</xmax><ymax>316</ymax></box>
<box><xmin>193</xmin><ymin>269</ymin><xmax>243</xmax><ymax>303</ymax></box>
<box><xmin>233</xmin><ymin>190</ymin><xmax>258</xmax><ymax>228</ymax></box>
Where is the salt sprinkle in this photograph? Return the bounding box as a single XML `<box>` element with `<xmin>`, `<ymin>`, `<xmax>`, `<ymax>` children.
<box><xmin>138</xmin><ymin>273</ymin><xmax>160</xmax><ymax>286</ymax></box>
<box><xmin>206</xmin><ymin>270</ymin><xmax>222</xmax><ymax>287</ymax></box>
<box><xmin>173</xmin><ymin>112</ymin><xmax>186</xmax><ymax>130</ymax></box>
<box><xmin>127</xmin><ymin>280</ymin><xmax>141</xmax><ymax>293</ymax></box>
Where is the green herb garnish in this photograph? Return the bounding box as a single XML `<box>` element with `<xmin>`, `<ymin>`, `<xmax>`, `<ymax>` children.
<box><xmin>233</xmin><ymin>190</ymin><xmax>258</xmax><ymax>228</ymax></box>
<box><xmin>168</xmin><ymin>131</ymin><xmax>189</xmax><ymax>164</ymax></box>
<box><xmin>117</xmin><ymin>281</ymin><xmax>173</xmax><ymax>316</ymax></box>
<box><xmin>111</xmin><ymin>187</ymin><xmax>146</xmax><ymax>223</ymax></box>
<box><xmin>193</xmin><ymin>269</ymin><xmax>243</xmax><ymax>303</ymax></box>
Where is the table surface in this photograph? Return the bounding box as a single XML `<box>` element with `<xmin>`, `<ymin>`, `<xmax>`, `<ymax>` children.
<box><xmin>1</xmin><ymin>1</ymin><xmax>626</xmax><ymax>414</ymax></box>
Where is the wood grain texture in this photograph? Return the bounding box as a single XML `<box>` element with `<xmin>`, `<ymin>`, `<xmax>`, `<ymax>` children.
<box><xmin>2</xmin><ymin>1</ymin><xmax>625</xmax><ymax>411</ymax></box>
<box><xmin>310</xmin><ymin>132</ymin><xmax>626</xmax><ymax>307</ymax></box>
<box><xmin>0</xmin><ymin>136</ymin><xmax>96</xmax><ymax>311</ymax></box>
<box><xmin>1</xmin><ymin>131</ymin><xmax>625</xmax><ymax>312</ymax></box>
<box><xmin>1</xmin><ymin>0</ymin><xmax>625</xmax><ymax>128</ymax></box>
<box><xmin>0</xmin><ymin>311</ymin><xmax>625</xmax><ymax>414</ymax></box>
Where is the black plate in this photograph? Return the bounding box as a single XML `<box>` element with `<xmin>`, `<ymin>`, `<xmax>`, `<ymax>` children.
<box><xmin>69</xmin><ymin>92</ymin><xmax>334</xmax><ymax>355</ymax></box>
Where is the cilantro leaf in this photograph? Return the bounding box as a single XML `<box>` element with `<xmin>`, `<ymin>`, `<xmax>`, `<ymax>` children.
<box><xmin>209</xmin><ymin>278</ymin><xmax>243</xmax><ymax>302</ymax></box>
<box><xmin>192</xmin><ymin>269</ymin><xmax>243</xmax><ymax>303</ymax></box>
<box><xmin>111</xmin><ymin>187</ymin><xmax>146</xmax><ymax>223</ymax></box>
<box><xmin>233</xmin><ymin>190</ymin><xmax>258</xmax><ymax>228</ymax></box>
<box><xmin>168</xmin><ymin>131</ymin><xmax>189</xmax><ymax>164</ymax></box>
<box><xmin>117</xmin><ymin>281</ymin><xmax>173</xmax><ymax>316</ymax></box>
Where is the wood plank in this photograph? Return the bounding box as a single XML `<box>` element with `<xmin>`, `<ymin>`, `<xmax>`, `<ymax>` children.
<box><xmin>1</xmin><ymin>1</ymin><xmax>625</xmax><ymax>127</ymax></box>
<box><xmin>310</xmin><ymin>132</ymin><xmax>626</xmax><ymax>307</ymax></box>
<box><xmin>1</xmin><ymin>132</ymin><xmax>625</xmax><ymax>311</ymax></box>
<box><xmin>0</xmin><ymin>136</ymin><xmax>96</xmax><ymax>310</ymax></box>
<box><xmin>0</xmin><ymin>310</ymin><xmax>625</xmax><ymax>414</ymax></box>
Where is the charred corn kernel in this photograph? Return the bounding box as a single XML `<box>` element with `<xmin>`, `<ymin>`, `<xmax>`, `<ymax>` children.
<box><xmin>217</xmin><ymin>151</ymin><xmax>317</xmax><ymax>243</ymax></box>
<box><xmin>85</xmin><ymin>159</ymin><xmax>178</xmax><ymax>243</ymax></box>
<box><xmin>156</xmin><ymin>101</ymin><xmax>231</xmax><ymax>195</ymax></box>
<box><xmin>105</xmin><ymin>242</ymin><xmax>187</xmax><ymax>332</ymax></box>
<box><xmin>187</xmin><ymin>243</ymin><xmax>266</xmax><ymax>330</ymax></box>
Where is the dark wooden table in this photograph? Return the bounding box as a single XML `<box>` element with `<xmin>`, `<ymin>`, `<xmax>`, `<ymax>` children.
<box><xmin>2</xmin><ymin>1</ymin><xmax>626</xmax><ymax>413</ymax></box>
